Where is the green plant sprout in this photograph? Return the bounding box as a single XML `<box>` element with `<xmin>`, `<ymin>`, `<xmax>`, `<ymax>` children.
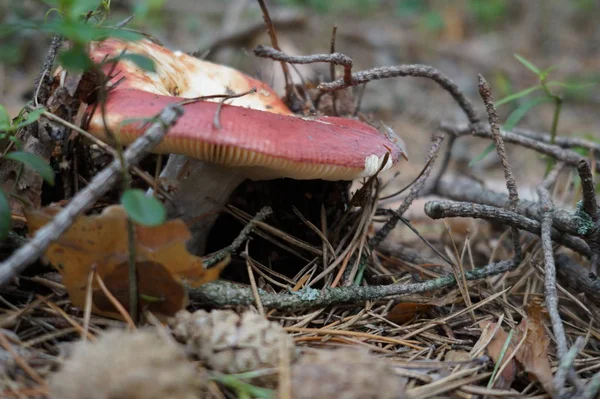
<box><xmin>212</xmin><ymin>371</ymin><xmax>275</xmax><ymax>399</ymax></box>
<box><xmin>0</xmin><ymin>105</ymin><xmax>54</xmax><ymax>239</ymax></box>
<box><xmin>470</xmin><ymin>54</ymin><xmax>596</xmax><ymax>173</ymax></box>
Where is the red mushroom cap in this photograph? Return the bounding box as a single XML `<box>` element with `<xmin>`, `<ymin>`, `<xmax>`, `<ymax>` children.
<box><xmin>85</xmin><ymin>39</ymin><xmax>406</xmax><ymax>181</ymax></box>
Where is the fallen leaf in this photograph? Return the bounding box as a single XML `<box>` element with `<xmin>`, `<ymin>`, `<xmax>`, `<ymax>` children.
<box><xmin>514</xmin><ymin>298</ymin><xmax>554</xmax><ymax>395</ymax></box>
<box><xmin>478</xmin><ymin>320</ymin><xmax>517</xmax><ymax>390</ymax></box>
<box><xmin>478</xmin><ymin>298</ymin><xmax>555</xmax><ymax>395</ymax></box>
<box><xmin>387</xmin><ymin>302</ymin><xmax>434</xmax><ymax>324</ymax></box>
<box><xmin>387</xmin><ymin>290</ymin><xmax>460</xmax><ymax>324</ymax></box>
<box><xmin>26</xmin><ymin>205</ymin><xmax>227</xmax><ymax>320</ymax></box>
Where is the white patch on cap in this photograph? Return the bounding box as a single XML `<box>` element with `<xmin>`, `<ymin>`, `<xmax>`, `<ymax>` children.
<box><xmin>300</xmin><ymin>117</ymin><xmax>332</xmax><ymax>125</ymax></box>
<box><xmin>360</xmin><ymin>154</ymin><xmax>393</xmax><ymax>177</ymax></box>
<box><xmin>174</xmin><ymin>50</ymin><xmax>183</xmax><ymax>57</ymax></box>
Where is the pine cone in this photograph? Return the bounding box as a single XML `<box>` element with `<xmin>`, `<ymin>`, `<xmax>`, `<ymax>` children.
<box><xmin>171</xmin><ymin>309</ymin><xmax>295</xmax><ymax>374</ymax></box>
<box><xmin>49</xmin><ymin>329</ymin><xmax>205</xmax><ymax>399</ymax></box>
<box><xmin>290</xmin><ymin>348</ymin><xmax>406</xmax><ymax>399</ymax></box>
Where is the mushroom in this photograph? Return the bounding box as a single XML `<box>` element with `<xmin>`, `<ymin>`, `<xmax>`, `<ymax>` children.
<box><xmin>82</xmin><ymin>38</ymin><xmax>407</xmax><ymax>254</ymax></box>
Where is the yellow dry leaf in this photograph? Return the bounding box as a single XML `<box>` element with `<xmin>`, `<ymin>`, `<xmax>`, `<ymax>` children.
<box><xmin>26</xmin><ymin>205</ymin><xmax>227</xmax><ymax>320</ymax></box>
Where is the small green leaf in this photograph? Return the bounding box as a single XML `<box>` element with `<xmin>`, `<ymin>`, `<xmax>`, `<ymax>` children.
<box><xmin>514</xmin><ymin>54</ymin><xmax>541</xmax><ymax>76</ymax></box>
<box><xmin>3</xmin><ymin>152</ymin><xmax>55</xmax><ymax>185</ymax></box>
<box><xmin>503</xmin><ymin>97</ymin><xmax>553</xmax><ymax>131</ymax></box>
<box><xmin>121</xmin><ymin>189</ymin><xmax>166</xmax><ymax>227</ymax></box>
<box><xmin>0</xmin><ymin>134</ymin><xmax>22</xmax><ymax>149</ymax></box>
<box><xmin>114</xmin><ymin>53</ymin><xmax>156</xmax><ymax>72</ymax></box>
<box><xmin>539</xmin><ymin>65</ymin><xmax>558</xmax><ymax>81</ymax></box>
<box><xmin>0</xmin><ymin>105</ymin><xmax>11</xmax><ymax>131</ymax></box>
<box><xmin>495</xmin><ymin>85</ymin><xmax>541</xmax><ymax>106</ymax></box>
<box><xmin>469</xmin><ymin>142</ymin><xmax>497</xmax><ymax>167</ymax></box>
<box><xmin>546</xmin><ymin>81</ymin><xmax>597</xmax><ymax>91</ymax></box>
<box><xmin>58</xmin><ymin>46</ymin><xmax>93</xmax><ymax>72</ymax></box>
<box><xmin>14</xmin><ymin>108</ymin><xmax>45</xmax><ymax>130</ymax></box>
<box><xmin>65</xmin><ymin>0</ymin><xmax>103</xmax><ymax>20</ymax></box>
<box><xmin>0</xmin><ymin>188</ymin><xmax>10</xmax><ymax>240</ymax></box>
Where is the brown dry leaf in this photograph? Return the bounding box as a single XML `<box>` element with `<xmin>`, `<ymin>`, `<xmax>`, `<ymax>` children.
<box><xmin>25</xmin><ymin>205</ymin><xmax>227</xmax><ymax>320</ymax></box>
<box><xmin>478</xmin><ymin>299</ymin><xmax>555</xmax><ymax>395</ymax></box>
<box><xmin>387</xmin><ymin>290</ymin><xmax>460</xmax><ymax>324</ymax></box>
<box><xmin>478</xmin><ymin>320</ymin><xmax>517</xmax><ymax>390</ymax></box>
<box><xmin>387</xmin><ymin>302</ymin><xmax>434</xmax><ymax>324</ymax></box>
<box><xmin>514</xmin><ymin>298</ymin><xmax>555</xmax><ymax>395</ymax></box>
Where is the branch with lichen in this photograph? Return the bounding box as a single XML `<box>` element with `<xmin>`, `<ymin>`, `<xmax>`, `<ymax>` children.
<box><xmin>189</xmin><ymin>259</ymin><xmax>514</xmax><ymax>310</ymax></box>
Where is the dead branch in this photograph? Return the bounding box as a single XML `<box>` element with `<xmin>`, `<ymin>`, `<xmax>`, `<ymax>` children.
<box><xmin>253</xmin><ymin>45</ymin><xmax>479</xmax><ymax>124</ymax></box>
<box><xmin>441</xmin><ymin>122</ymin><xmax>600</xmax><ymax>174</ymax></box>
<box><xmin>256</xmin><ymin>0</ymin><xmax>292</xmax><ymax>92</ymax></box>
<box><xmin>189</xmin><ymin>259</ymin><xmax>514</xmax><ymax>310</ymax></box>
<box><xmin>537</xmin><ymin>163</ymin><xmax>570</xmax><ymax>364</ymax></box>
<box><xmin>513</xmin><ymin>127</ymin><xmax>600</xmax><ymax>158</ymax></box>
<box><xmin>477</xmin><ymin>75</ymin><xmax>522</xmax><ymax>263</ymax></box>
<box><xmin>436</xmin><ymin>176</ymin><xmax>587</xmax><ymax>239</ymax></box>
<box><xmin>424</xmin><ymin>200</ymin><xmax>590</xmax><ymax>257</ymax></box>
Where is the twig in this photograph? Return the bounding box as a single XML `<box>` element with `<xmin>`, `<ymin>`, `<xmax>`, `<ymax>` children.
<box><xmin>441</xmin><ymin>122</ymin><xmax>600</xmax><ymax>173</ymax></box>
<box><xmin>33</xmin><ymin>35</ymin><xmax>63</xmax><ymax>107</ymax></box>
<box><xmin>583</xmin><ymin>370</ymin><xmax>600</xmax><ymax>399</ymax></box>
<box><xmin>189</xmin><ymin>259</ymin><xmax>515</xmax><ymax>310</ymax></box>
<box><xmin>193</xmin><ymin>10</ymin><xmax>305</xmax><ymax>56</ymax></box>
<box><xmin>424</xmin><ymin>200</ymin><xmax>590</xmax><ymax>257</ymax></box>
<box><xmin>0</xmin><ymin>104</ymin><xmax>184</xmax><ymax>286</ymax></box>
<box><xmin>576</xmin><ymin>159</ymin><xmax>600</xmax><ymax>275</ymax></box>
<box><xmin>34</xmin><ymin>108</ymin><xmax>174</xmax><ymax>202</ymax></box>
<box><xmin>537</xmin><ymin>163</ymin><xmax>569</xmax><ymax>358</ymax></box>
<box><xmin>555</xmin><ymin>254</ymin><xmax>600</xmax><ymax>304</ymax></box>
<box><xmin>435</xmin><ymin>176</ymin><xmax>587</xmax><ymax>238</ymax></box>
<box><xmin>203</xmin><ymin>206</ymin><xmax>273</xmax><ymax>268</ymax></box>
<box><xmin>329</xmin><ymin>25</ymin><xmax>338</xmax><ymax>117</ymax></box>
<box><xmin>577</xmin><ymin>160</ymin><xmax>599</xmax><ymax>223</ymax></box>
<box><xmin>321</xmin><ymin>65</ymin><xmax>478</xmax><ymax>124</ymax></box>
<box><xmin>254</xmin><ymin>45</ymin><xmax>353</xmax><ymax>85</ymax></box>
<box><xmin>115</xmin><ymin>15</ymin><xmax>135</xmax><ymax>28</ymax></box>
<box><xmin>478</xmin><ymin>75</ymin><xmax>521</xmax><ymax>262</ymax></box>
<box><xmin>254</xmin><ymin>45</ymin><xmax>479</xmax><ymax>124</ymax></box>
<box><xmin>554</xmin><ymin>337</ymin><xmax>585</xmax><ymax>396</ymax></box>
<box><xmin>256</xmin><ymin>0</ymin><xmax>292</xmax><ymax>93</ymax></box>
<box><xmin>429</xmin><ymin>134</ymin><xmax>457</xmax><ymax>193</ymax></box>
<box><xmin>513</xmin><ymin>127</ymin><xmax>600</xmax><ymax>157</ymax></box>
<box><xmin>370</xmin><ymin>135</ymin><xmax>444</xmax><ymax>248</ymax></box>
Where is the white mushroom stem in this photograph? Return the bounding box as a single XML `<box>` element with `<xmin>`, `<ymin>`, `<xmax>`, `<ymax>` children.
<box><xmin>159</xmin><ymin>154</ymin><xmax>246</xmax><ymax>255</ymax></box>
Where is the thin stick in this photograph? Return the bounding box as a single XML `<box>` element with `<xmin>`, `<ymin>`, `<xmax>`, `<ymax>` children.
<box><xmin>256</xmin><ymin>0</ymin><xmax>292</xmax><ymax>92</ymax></box>
<box><xmin>95</xmin><ymin>273</ymin><xmax>136</xmax><ymax>330</ymax></box>
<box><xmin>0</xmin><ymin>104</ymin><xmax>184</xmax><ymax>286</ymax></box>
<box><xmin>537</xmin><ymin>163</ymin><xmax>569</xmax><ymax>359</ymax></box>
<box><xmin>370</xmin><ymin>135</ymin><xmax>444</xmax><ymax>248</ymax></box>
<box><xmin>243</xmin><ymin>250</ymin><xmax>265</xmax><ymax>317</ymax></box>
<box><xmin>478</xmin><ymin>75</ymin><xmax>521</xmax><ymax>262</ymax></box>
<box><xmin>329</xmin><ymin>25</ymin><xmax>338</xmax><ymax>116</ymax></box>
<box><xmin>82</xmin><ymin>268</ymin><xmax>95</xmax><ymax>341</ymax></box>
